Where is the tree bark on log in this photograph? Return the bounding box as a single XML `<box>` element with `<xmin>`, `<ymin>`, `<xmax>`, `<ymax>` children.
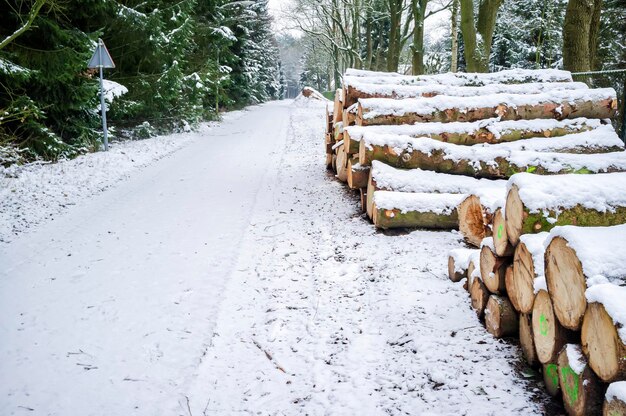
<box><xmin>558</xmin><ymin>344</ymin><xmax>604</xmax><ymax>416</ymax></box>
<box><xmin>357</xmin><ymin>92</ymin><xmax>617</xmax><ymax>126</ymax></box>
<box><xmin>506</xmin><ymin>181</ymin><xmax>626</xmax><ymax>247</ymax></box>
<box><xmin>485</xmin><ymin>295</ymin><xmax>518</xmax><ymax>338</ymax></box>
<box><xmin>479</xmin><ymin>243</ymin><xmax>509</xmax><ymax>294</ymax></box>
<box><xmin>532</xmin><ymin>290</ymin><xmax>574</xmax><ymax>364</ymax></box>
<box><xmin>470</xmin><ymin>275</ymin><xmax>490</xmax><ymax>318</ymax></box>
<box><xmin>519</xmin><ymin>312</ymin><xmax>539</xmax><ymax>367</ymax></box>
<box><xmin>371</xmin><ymin>191</ymin><xmax>462</xmax><ymax>229</ymax></box>
<box><xmin>582</xmin><ymin>302</ymin><xmax>626</xmax><ymax>383</ymax></box>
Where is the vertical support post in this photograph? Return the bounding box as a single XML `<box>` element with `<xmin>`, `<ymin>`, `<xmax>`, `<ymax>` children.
<box><xmin>98</xmin><ymin>39</ymin><xmax>109</xmax><ymax>151</ymax></box>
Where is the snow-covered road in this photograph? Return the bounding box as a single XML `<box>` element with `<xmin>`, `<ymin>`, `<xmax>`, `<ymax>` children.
<box><xmin>1</xmin><ymin>99</ymin><xmax>553</xmax><ymax>415</ymax></box>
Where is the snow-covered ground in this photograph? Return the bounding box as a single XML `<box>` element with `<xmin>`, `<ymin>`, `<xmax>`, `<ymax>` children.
<box><xmin>0</xmin><ymin>100</ymin><xmax>555</xmax><ymax>415</ymax></box>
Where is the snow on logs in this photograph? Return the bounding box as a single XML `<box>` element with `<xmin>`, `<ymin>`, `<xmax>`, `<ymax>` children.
<box><xmin>371</xmin><ymin>191</ymin><xmax>463</xmax><ymax>229</ymax></box>
<box><xmin>505</xmin><ymin>172</ymin><xmax>626</xmax><ymax>245</ymax></box>
<box><xmin>356</xmin><ymin>89</ymin><xmax>618</xmax><ymax>126</ymax></box>
<box><xmin>447</xmin><ymin>248</ymin><xmax>480</xmax><ymax>283</ymax></box>
<box><xmin>357</xmin><ymin>126</ymin><xmax>626</xmax><ymax>178</ymax></box>
<box><xmin>345</xmin><ymin>117</ymin><xmax>603</xmax><ymax>149</ymax></box>
<box><xmin>544</xmin><ymin>224</ymin><xmax>626</xmax><ymax>331</ymax></box>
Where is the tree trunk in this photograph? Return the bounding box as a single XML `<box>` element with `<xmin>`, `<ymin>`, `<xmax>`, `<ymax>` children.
<box><xmin>532</xmin><ymin>289</ymin><xmax>574</xmax><ymax>364</ymax></box>
<box><xmin>558</xmin><ymin>344</ymin><xmax>604</xmax><ymax>416</ymax></box>
<box><xmin>519</xmin><ymin>313</ymin><xmax>539</xmax><ymax>367</ymax></box>
<box><xmin>371</xmin><ymin>191</ymin><xmax>462</xmax><ymax>229</ymax></box>
<box><xmin>459</xmin><ymin>0</ymin><xmax>503</xmax><ymax>72</ymax></box>
<box><xmin>581</xmin><ymin>302</ymin><xmax>626</xmax><ymax>383</ymax></box>
<box><xmin>563</xmin><ymin>0</ymin><xmax>603</xmax><ymax>72</ymax></box>
<box><xmin>387</xmin><ymin>0</ymin><xmax>403</xmax><ymax>72</ymax></box>
<box><xmin>485</xmin><ymin>295</ymin><xmax>518</xmax><ymax>338</ymax></box>
<box><xmin>410</xmin><ymin>0</ymin><xmax>428</xmax><ymax>75</ymax></box>
<box><xmin>505</xmin><ymin>178</ymin><xmax>626</xmax><ymax>247</ymax></box>
<box><xmin>479</xmin><ymin>243</ymin><xmax>509</xmax><ymax>294</ymax></box>
<box><xmin>450</xmin><ymin>0</ymin><xmax>459</xmax><ymax>73</ymax></box>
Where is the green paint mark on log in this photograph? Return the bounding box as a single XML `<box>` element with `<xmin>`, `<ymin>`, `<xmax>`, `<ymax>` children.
<box><xmin>561</xmin><ymin>366</ymin><xmax>580</xmax><ymax>406</ymax></box>
<box><xmin>539</xmin><ymin>314</ymin><xmax>548</xmax><ymax>336</ymax></box>
<box><xmin>545</xmin><ymin>364</ymin><xmax>559</xmax><ymax>389</ymax></box>
<box><xmin>526</xmin><ymin>165</ymin><xmax>537</xmax><ymax>173</ymax></box>
<box><xmin>497</xmin><ymin>224</ymin><xmax>503</xmax><ymax>240</ymax></box>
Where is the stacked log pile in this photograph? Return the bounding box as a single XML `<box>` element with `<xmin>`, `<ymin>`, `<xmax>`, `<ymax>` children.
<box><xmin>324</xmin><ymin>68</ymin><xmax>626</xmax><ymax>415</ymax></box>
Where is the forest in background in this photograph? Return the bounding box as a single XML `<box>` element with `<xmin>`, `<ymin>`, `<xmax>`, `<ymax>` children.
<box><xmin>1</xmin><ymin>0</ymin><xmax>625</xmax><ymax>166</ymax></box>
<box><xmin>0</xmin><ymin>0</ymin><xmax>284</xmax><ymax>165</ymax></box>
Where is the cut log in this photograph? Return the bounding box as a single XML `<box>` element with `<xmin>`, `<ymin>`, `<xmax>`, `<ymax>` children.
<box><xmin>492</xmin><ymin>208</ymin><xmax>514</xmax><ymax>256</ymax></box>
<box><xmin>335</xmin><ymin>144</ymin><xmax>348</xmax><ymax>182</ymax></box>
<box><xmin>342</xmin><ymin>130</ymin><xmax>360</xmax><ymax>154</ymax></box>
<box><xmin>343</xmin><ymin>105</ymin><xmax>357</xmax><ymax>126</ymax></box>
<box><xmin>359</xmin><ymin>188</ymin><xmax>367</xmax><ymax>213</ymax></box>
<box><xmin>505</xmin><ymin>172</ymin><xmax>626</xmax><ymax>246</ymax></box>
<box><xmin>371</xmin><ymin>191</ymin><xmax>463</xmax><ymax>229</ymax></box>
<box><xmin>508</xmin><ymin>232</ymin><xmax>549</xmax><ymax>314</ymax></box>
<box><xmin>470</xmin><ymin>274</ymin><xmax>490</xmax><ymax>318</ymax></box>
<box><xmin>558</xmin><ymin>344</ymin><xmax>604</xmax><ymax>416</ymax></box>
<box><xmin>582</xmin><ymin>285</ymin><xmax>626</xmax><ymax>383</ymax></box>
<box><xmin>332</xmin><ymin>88</ymin><xmax>343</xmax><ymax>124</ymax></box>
<box><xmin>347</xmin><ymin>158</ymin><xmax>369</xmax><ymax>190</ymax></box>
<box><xmin>345</xmin><ymin>117</ymin><xmax>601</xmax><ymax>148</ymax></box>
<box><xmin>479</xmin><ymin>240</ymin><xmax>509</xmax><ymax>294</ymax></box>
<box><xmin>325</xmin><ymin>153</ymin><xmax>333</xmax><ymax>170</ymax></box>
<box><xmin>364</xmin><ymin>161</ymin><xmax>506</xmax><ymax>242</ymax></box>
<box><xmin>448</xmin><ymin>248</ymin><xmax>480</xmax><ymax>283</ymax></box>
<box><xmin>458</xmin><ymin>195</ymin><xmax>492</xmax><ymax>248</ymax></box>
<box><xmin>545</xmin><ymin>225</ymin><xmax>626</xmax><ymax>331</ymax></box>
<box><xmin>344</xmin><ymin>79</ymin><xmax>589</xmax><ymax>107</ymax></box>
<box><xmin>333</xmin><ymin>122</ymin><xmax>344</xmax><ymax>144</ymax></box>
<box><xmin>520</xmin><ymin>313</ymin><xmax>539</xmax><ymax>367</ymax></box>
<box><xmin>358</xmin><ymin>130</ymin><xmax>626</xmax><ymax>179</ymax></box>
<box><xmin>533</xmin><ymin>289</ymin><xmax>573</xmax><ymax>364</ymax></box>
<box><xmin>543</xmin><ymin>362</ymin><xmax>562</xmax><ymax>397</ymax></box>
<box><xmin>604</xmin><ymin>382</ymin><xmax>626</xmax><ymax>416</ymax></box>
<box><xmin>485</xmin><ymin>295</ymin><xmax>518</xmax><ymax>338</ymax></box>
<box><xmin>357</xmin><ymin>89</ymin><xmax>617</xmax><ymax>126</ymax></box>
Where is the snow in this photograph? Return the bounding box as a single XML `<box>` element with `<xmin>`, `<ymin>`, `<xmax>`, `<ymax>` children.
<box><xmin>606</xmin><ymin>381</ymin><xmax>626</xmax><ymax>403</ymax></box>
<box><xmin>102</xmin><ymin>79</ymin><xmax>128</xmax><ymax>102</ymax></box>
<box><xmin>371</xmin><ymin>161</ymin><xmax>506</xmax><ymax>211</ymax></box>
<box><xmin>534</xmin><ymin>276</ymin><xmax>548</xmax><ymax>294</ymax></box>
<box><xmin>545</xmin><ymin>224</ymin><xmax>626</xmax><ymax>284</ymax></box>
<box><xmin>565</xmin><ymin>344</ymin><xmax>587</xmax><ymax>375</ymax></box>
<box><xmin>0</xmin><ymin>99</ymin><xmax>552</xmax><ymax>415</ymax></box>
<box><xmin>586</xmin><ymin>284</ymin><xmax>626</xmax><ymax>343</ymax></box>
<box><xmin>359</xmin><ymin>88</ymin><xmax>616</xmax><ymax>120</ymax></box>
<box><xmin>294</xmin><ymin>86</ymin><xmax>330</xmax><ymax>105</ymax></box>
<box><xmin>373</xmin><ymin>190</ymin><xmax>466</xmax><ymax>214</ymax></box>
<box><xmin>480</xmin><ymin>236</ymin><xmax>495</xmax><ymax>251</ymax></box>
<box><xmin>0</xmin><ymin>57</ymin><xmax>30</xmax><ymax>76</ymax></box>
<box><xmin>468</xmin><ymin>250</ymin><xmax>482</xmax><ymax>285</ymax></box>
<box><xmin>346</xmin><ymin>117</ymin><xmax>601</xmax><ymax>142</ymax></box>
<box><xmin>508</xmin><ymin>171</ymin><xmax>626</xmax><ymax>214</ymax></box>
<box><xmin>449</xmin><ymin>248</ymin><xmax>479</xmax><ymax>273</ymax></box>
<box><xmin>518</xmin><ymin>232</ymin><xmax>549</xmax><ymax>292</ymax></box>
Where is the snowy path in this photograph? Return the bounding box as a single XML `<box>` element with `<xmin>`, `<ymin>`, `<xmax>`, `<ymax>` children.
<box><xmin>1</xmin><ymin>100</ymin><xmax>552</xmax><ymax>415</ymax></box>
